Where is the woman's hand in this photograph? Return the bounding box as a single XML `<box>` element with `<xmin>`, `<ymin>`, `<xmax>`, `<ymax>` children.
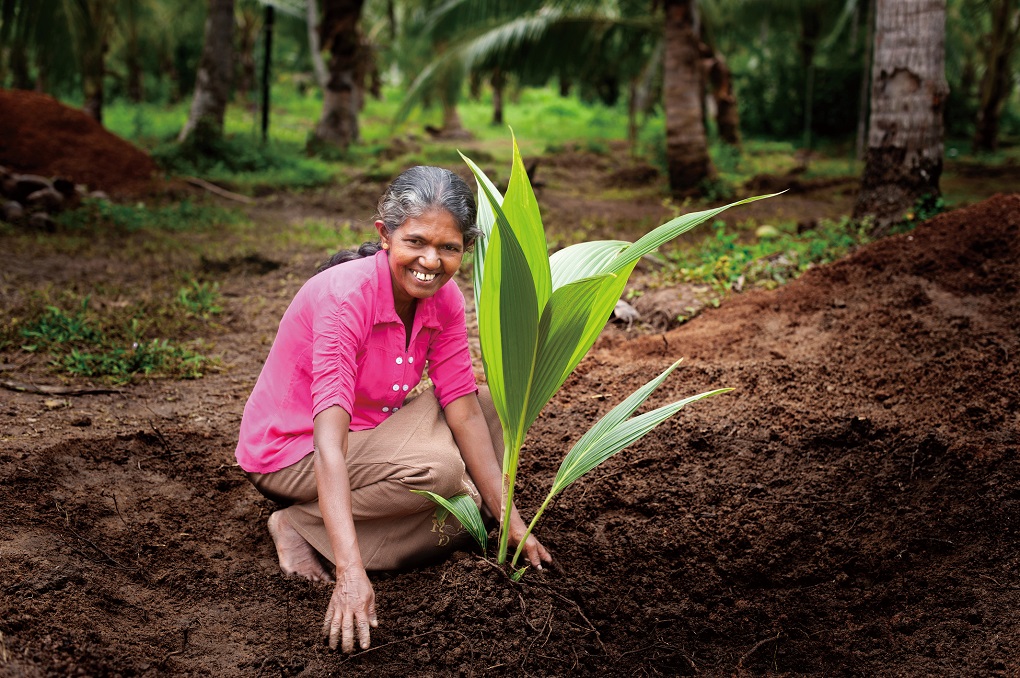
<box><xmin>322</xmin><ymin>566</ymin><xmax>378</xmax><ymax>653</ymax></box>
<box><xmin>507</xmin><ymin>513</ymin><xmax>553</xmax><ymax>570</ymax></box>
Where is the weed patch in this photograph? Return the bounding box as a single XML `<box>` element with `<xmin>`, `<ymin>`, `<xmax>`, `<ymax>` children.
<box><xmin>17</xmin><ymin>298</ymin><xmax>214</xmax><ymax>383</ymax></box>
<box><xmin>56</xmin><ymin>198</ymin><xmax>245</xmax><ymax>232</ymax></box>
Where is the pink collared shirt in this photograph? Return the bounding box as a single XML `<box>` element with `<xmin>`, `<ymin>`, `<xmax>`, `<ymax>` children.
<box><xmin>235</xmin><ymin>250</ymin><xmax>477</xmax><ymax>474</ymax></box>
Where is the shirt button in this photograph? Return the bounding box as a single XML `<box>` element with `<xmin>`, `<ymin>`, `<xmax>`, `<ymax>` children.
<box><xmin>393</xmin><ymin>406</ymin><xmax>399</xmax><ymax>411</ymax></box>
<box><xmin>396</xmin><ymin>357</ymin><xmax>403</xmax><ymax>365</ymax></box>
<box><xmin>382</xmin><ymin>407</ymin><xmax>389</xmax><ymax>412</ymax></box>
<box><xmin>392</xmin><ymin>384</ymin><xmax>399</xmax><ymax>391</ymax></box>
<box><xmin>402</xmin><ymin>384</ymin><xmax>409</xmax><ymax>391</ymax></box>
<box><xmin>408</xmin><ymin>356</ymin><xmax>414</xmax><ymax>363</ymax></box>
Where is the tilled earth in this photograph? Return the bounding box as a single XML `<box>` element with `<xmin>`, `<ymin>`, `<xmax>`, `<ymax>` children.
<box><xmin>1</xmin><ymin>192</ymin><xmax>1018</xmax><ymax>676</ymax></box>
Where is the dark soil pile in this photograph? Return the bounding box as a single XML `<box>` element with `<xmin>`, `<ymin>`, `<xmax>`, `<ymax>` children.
<box><xmin>0</xmin><ymin>89</ymin><xmax>158</xmax><ymax>195</ymax></box>
<box><xmin>1</xmin><ymin>195</ymin><xmax>1018</xmax><ymax>676</ymax></box>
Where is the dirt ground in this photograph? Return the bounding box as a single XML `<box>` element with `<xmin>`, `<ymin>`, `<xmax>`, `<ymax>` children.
<box><xmin>1</xmin><ymin>98</ymin><xmax>1019</xmax><ymax>675</ymax></box>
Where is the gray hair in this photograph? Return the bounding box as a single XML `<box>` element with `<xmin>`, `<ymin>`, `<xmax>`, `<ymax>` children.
<box><xmin>376</xmin><ymin>166</ymin><xmax>479</xmax><ymax>245</ymax></box>
<box><xmin>317</xmin><ymin>166</ymin><xmax>479</xmax><ymax>274</ymax></box>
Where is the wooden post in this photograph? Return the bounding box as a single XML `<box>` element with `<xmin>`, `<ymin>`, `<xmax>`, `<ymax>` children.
<box><xmin>261</xmin><ymin>4</ymin><xmax>275</xmax><ymax>142</ymax></box>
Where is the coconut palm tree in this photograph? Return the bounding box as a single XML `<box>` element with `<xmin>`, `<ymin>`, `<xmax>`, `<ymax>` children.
<box><xmin>309</xmin><ymin>0</ymin><xmax>367</xmax><ymax>151</ymax></box>
<box><xmin>179</xmin><ymin>0</ymin><xmax>237</xmax><ymax>143</ymax></box>
<box><xmin>854</xmin><ymin>0</ymin><xmax>948</xmax><ymax>227</ymax></box>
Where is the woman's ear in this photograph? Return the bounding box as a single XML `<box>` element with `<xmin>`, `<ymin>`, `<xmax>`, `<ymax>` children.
<box><xmin>375</xmin><ymin>220</ymin><xmax>389</xmax><ymax>247</ymax></box>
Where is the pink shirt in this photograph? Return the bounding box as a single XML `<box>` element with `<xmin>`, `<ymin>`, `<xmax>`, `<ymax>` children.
<box><xmin>236</xmin><ymin>250</ymin><xmax>477</xmax><ymax>473</ymax></box>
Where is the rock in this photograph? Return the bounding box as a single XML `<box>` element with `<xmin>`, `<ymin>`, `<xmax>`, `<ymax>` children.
<box><xmin>88</xmin><ymin>190</ymin><xmax>110</xmax><ymax>202</ymax></box>
<box><xmin>26</xmin><ymin>187</ymin><xmax>64</xmax><ymax>212</ymax></box>
<box><xmin>28</xmin><ymin>211</ymin><xmax>56</xmax><ymax>231</ymax></box>
<box><xmin>2</xmin><ymin>200</ymin><xmax>25</xmax><ymax>221</ymax></box>
<box><xmin>612</xmin><ymin>299</ymin><xmax>642</xmax><ymax>327</ymax></box>
<box><xmin>11</xmin><ymin>174</ymin><xmax>52</xmax><ymax>202</ymax></box>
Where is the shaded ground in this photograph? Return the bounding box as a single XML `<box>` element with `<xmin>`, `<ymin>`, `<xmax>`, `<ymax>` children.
<box><xmin>0</xmin><ymin>95</ymin><xmax>1018</xmax><ymax>676</ymax></box>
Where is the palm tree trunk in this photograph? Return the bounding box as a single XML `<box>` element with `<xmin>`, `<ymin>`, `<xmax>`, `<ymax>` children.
<box><xmin>973</xmin><ymin>0</ymin><xmax>1019</xmax><ymax>152</ymax></box>
<box><xmin>81</xmin><ymin>0</ymin><xmax>108</xmax><ymax>123</ymax></box>
<box><xmin>707</xmin><ymin>50</ymin><xmax>740</xmax><ymax>146</ymax></box>
<box><xmin>125</xmin><ymin>0</ymin><xmax>143</xmax><ymax>102</ymax></box>
<box><xmin>663</xmin><ymin>0</ymin><xmax>712</xmax><ymax>197</ymax></box>
<box><xmin>491</xmin><ymin>68</ymin><xmax>505</xmax><ymax>126</ymax></box>
<box><xmin>312</xmin><ymin>0</ymin><xmax>366</xmax><ymax>151</ymax></box>
<box><xmin>179</xmin><ymin>0</ymin><xmax>236</xmax><ymax>143</ymax></box>
<box><xmin>853</xmin><ymin>0</ymin><xmax>947</xmax><ymax>228</ymax></box>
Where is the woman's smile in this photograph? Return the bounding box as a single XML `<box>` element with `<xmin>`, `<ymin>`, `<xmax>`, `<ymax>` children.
<box><xmin>378</xmin><ymin>209</ymin><xmax>465</xmax><ymax>311</ymax></box>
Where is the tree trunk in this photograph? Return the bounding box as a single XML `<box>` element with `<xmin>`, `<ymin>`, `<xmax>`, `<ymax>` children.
<box><xmin>179</xmin><ymin>0</ymin><xmax>236</xmax><ymax>144</ymax></box>
<box><xmin>236</xmin><ymin>5</ymin><xmax>261</xmax><ymax>102</ymax></box>
<box><xmin>854</xmin><ymin>0</ymin><xmax>947</xmax><ymax>228</ymax></box>
<box><xmin>311</xmin><ymin>0</ymin><xmax>365</xmax><ymax>151</ymax></box>
<box><xmin>491</xmin><ymin>68</ymin><xmax>505</xmax><ymax>126</ymax></box>
<box><xmin>973</xmin><ymin>0</ymin><xmax>1019</xmax><ymax>152</ymax></box>
<box><xmin>81</xmin><ymin>0</ymin><xmax>108</xmax><ymax>122</ymax></box>
<box><xmin>125</xmin><ymin>0</ymin><xmax>143</xmax><ymax>102</ymax></box>
<box><xmin>663</xmin><ymin>0</ymin><xmax>713</xmax><ymax>197</ymax></box>
<box><xmin>9</xmin><ymin>40</ymin><xmax>32</xmax><ymax>90</ymax></box>
<box><xmin>707</xmin><ymin>50</ymin><xmax>740</xmax><ymax>146</ymax></box>
<box><xmin>307</xmin><ymin>0</ymin><xmax>329</xmax><ymax>90</ymax></box>
<box><xmin>81</xmin><ymin>33</ymin><xmax>106</xmax><ymax>123</ymax></box>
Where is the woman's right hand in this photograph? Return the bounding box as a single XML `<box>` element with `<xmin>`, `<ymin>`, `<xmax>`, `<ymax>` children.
<box><xmin>322</xmin><ymin>566</ymin><xmax>378</xmax><ymax>653</ymax></box>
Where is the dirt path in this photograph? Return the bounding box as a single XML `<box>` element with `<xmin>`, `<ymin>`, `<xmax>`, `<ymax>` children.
<box><xmin>1</xmin><ymin>187</ymin><xmax>1018</xmax><ymax>676</ymax></box>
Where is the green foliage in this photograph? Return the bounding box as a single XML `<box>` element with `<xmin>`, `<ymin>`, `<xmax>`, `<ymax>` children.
<box><xmin>908</xmin><ymin>193</ymin><xmax>948</xmax><ymax>223</ymax></box>
<box><xmin>18</xmin><ymin>297</ymin><xmax>212</xmax><ymax>383</ymax></box>
<box><xmin>60</xmin><ymin>338</ymin><xmax>208</xmax><ymax>381</ymax></box>
<box><xmin>178</xmin><ymin>279</ymin><xmax>223</xmax><ymax>317</ymax></box>
<box><xmin>56</xmin><ymin>197</ymin><xmax>244</xmax><ymax>232</ymax></box>
<box><xmin>152</xmin><ymin>135</ymin><xmax>337</xmax><ymax>191</ymax></box>
<box><xmin>19</xmin><ymin>298</ymin><xmax>105</xmax><ymax>351</ymax></box>
<box><xmin>411</xmin><ymin>491</ymin><xmax>488</xmax><ymax>553</ymax></box>
<box><xmin>664</xmin><ymin>216</ymin><xmax>872</xmax><ymax>300</ymax></box>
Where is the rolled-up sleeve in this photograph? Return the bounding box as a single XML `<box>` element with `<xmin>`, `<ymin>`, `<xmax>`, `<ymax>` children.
<box><xmin>310</xmin><ymin>285</ymin><xmax>370</xmax><ymax>420</ymax></box>
<box><xmin>427</xmin><ymin>285</ymin><xmax>478</xmax><ymax>408</ymax></box>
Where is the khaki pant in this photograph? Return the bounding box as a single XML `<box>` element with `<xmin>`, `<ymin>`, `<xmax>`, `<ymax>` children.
<box><xmin>246</xmin><ymin>387</ymin><xmax>502</xmax><ymax>571</ymax></box>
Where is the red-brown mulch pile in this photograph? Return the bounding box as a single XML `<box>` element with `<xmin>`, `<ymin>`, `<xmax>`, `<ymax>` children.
<box><xmin>0</xmin><ymin>89</ymin><xmax>158</xmax><ymax>195</ymax></box>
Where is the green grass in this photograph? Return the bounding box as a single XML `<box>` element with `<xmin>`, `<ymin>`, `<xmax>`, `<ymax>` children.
<box><xmin>17</xmin><ymin>298</ymin><xmax>213</xmax><ymax>383</ymax></box>
<box><xmin>55</xmin><ymin>197</ymin><xmax>246</xmax><ymax>232</ymax></box>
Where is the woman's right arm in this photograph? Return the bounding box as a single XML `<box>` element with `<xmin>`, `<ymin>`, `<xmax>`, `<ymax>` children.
<box><xmin>313</xmin><ymin>405</ymin><xmax>378</xmax><ymax>653</ymax></box>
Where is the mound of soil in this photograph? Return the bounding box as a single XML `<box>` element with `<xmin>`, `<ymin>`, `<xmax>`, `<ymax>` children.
<box><xmin>0</xmin><ymin>89</ymin><xmax>158</xmax><ymax>195</ymax></box>
<box><xmin>1</xmin><ymin>195</ymin><xmax>1018</xmax><ymax>675</ymax></box>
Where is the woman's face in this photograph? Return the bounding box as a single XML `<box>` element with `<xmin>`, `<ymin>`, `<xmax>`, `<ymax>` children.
<box><xmin>377</xmin><ymin>209</ymin><xmax>464</xmax><ymax>309</ymax></box>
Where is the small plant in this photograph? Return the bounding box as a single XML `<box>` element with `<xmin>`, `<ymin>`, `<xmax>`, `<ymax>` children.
<box><xmin>18</xmin><ymin>298</ymin><xmax>212</xmax><ymax>383</ymax></box>
<box><xmin>20</xmin><ymin>298</ymin><xmax>104</xmax><ymax>351</ymax></box>
<box><xmin>178</xmin><ymin>279</ymin><xmax>223</xmax><ymax>318</ymax></box>
<box><xmin>418</xmin><ymin>134</ymin><xmax>773</xmax><ymax>569</ymax></box>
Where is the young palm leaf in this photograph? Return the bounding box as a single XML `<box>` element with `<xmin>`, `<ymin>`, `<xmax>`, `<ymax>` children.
<box><xmin>510</xmin><ymin>360</ymin><xmax>732</xmax><ymax>566</ymax></box>
<box><xmin>411</xmin><ymin>491</ymin><xmax>488</xmax><ymax>553</ymax></box>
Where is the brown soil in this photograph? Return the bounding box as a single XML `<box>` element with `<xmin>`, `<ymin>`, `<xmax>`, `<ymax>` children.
<box><xmin>0</xmin><ymin>89</ymin><xmax>158</xmax><ymax>195</ymax></box>
<box><xmin>1</xmin><ymin>139</ymin><xmax>1018</xmax><ymax>673</ymax></box>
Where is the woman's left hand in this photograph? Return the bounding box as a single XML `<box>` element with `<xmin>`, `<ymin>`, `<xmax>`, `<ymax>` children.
<box><xmin>508</xmin><ymin>514</ymin><xmax>553</xmax><ymax>570</ymax></box>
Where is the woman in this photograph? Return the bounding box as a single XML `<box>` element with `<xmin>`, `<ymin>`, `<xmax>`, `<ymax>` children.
<box><xmin>236</xmin><ymin>166</ymin><xmax>552</xmax><ymax>654</ymax></box>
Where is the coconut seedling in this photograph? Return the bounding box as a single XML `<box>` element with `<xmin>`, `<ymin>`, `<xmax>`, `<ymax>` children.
<box><xmin>421</xmin><ymin>134</ymin><xmax>774</xmax><ymax>571</ymax></box>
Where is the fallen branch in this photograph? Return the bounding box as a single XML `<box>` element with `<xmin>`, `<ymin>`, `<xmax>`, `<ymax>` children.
<box><xmin>0</xmin><ymin>379</ymin><xmax>123</xmax><ymax>395</ymax></box>
<box><xmin>183</xmin><ymin>176</ymin><xmax>256</xmax><ymax>204</ymax></box>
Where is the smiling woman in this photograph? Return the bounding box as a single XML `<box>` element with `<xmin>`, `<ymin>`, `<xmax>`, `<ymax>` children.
<box><xmin>234</xmin><ymin>166</ymin><xmax>551</xmax><ymax>655</ymax></box>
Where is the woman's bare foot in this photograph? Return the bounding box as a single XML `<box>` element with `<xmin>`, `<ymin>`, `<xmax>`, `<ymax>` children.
<box><xmin>267</xmin><ymin>511</ymin><xmax>334</xmax><ymax>583</ymax></box>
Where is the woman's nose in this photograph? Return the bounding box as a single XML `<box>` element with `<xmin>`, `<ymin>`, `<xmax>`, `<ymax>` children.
<box><xmin>420</xmin><ymin>248</ymin><xmax>440</xmax><ymax>268</ymax></box>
